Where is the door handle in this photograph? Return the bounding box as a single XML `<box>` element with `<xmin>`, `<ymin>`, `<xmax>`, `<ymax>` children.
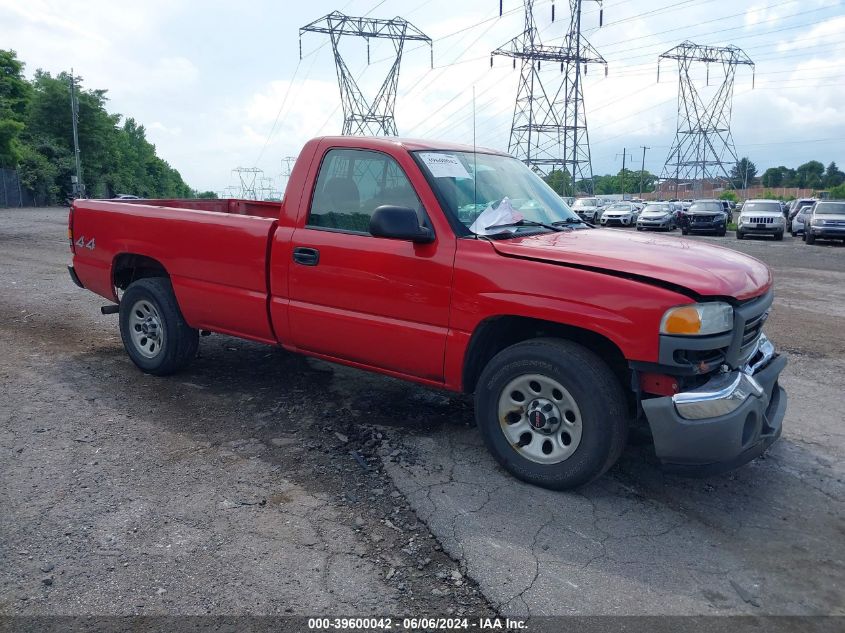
<box><xmin>293</xmin><ymin>246</ymin><xmax>320</xmax><ymax>266</ymax></box>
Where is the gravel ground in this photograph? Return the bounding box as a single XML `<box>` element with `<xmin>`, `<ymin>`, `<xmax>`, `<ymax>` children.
<box><xmin>1</xmin><ymin>207</ymin><xmax>842</xmax><ymax>619</ymax></box>
<box><xmin>0</xmin><ymin>207</ymin><xmax>494</xmax><ymax>617</ymax></box>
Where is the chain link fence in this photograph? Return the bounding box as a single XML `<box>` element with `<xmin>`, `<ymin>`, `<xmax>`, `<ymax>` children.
<box><xmin>1</xmin><ymin>168</ymin><xmax>36</xmax><ymax>207</ymax></box>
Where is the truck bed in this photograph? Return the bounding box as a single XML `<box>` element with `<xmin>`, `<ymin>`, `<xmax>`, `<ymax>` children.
<box><xmin>70</xmin><ymin>198</ymin><xmax>281</xmax><ymax>344</ymax></box>
<box><xmin>114</xmin><ymin>198</ymin><xmax>283</xmax><ymax>220</ymax></box>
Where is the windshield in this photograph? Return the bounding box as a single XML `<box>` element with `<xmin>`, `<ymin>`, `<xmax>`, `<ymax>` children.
<box><xmin>689</xmin><ymin>201</ymin><xmax>723</xmax><ymax>213</ymax></box>
<box><xmin>572</xmin><ymin>198</ymin><xmax>598</xmax><ymax>208</ymax></box>
<box><xmin>644</xmin><ymin>204</ymin><xmax>671</xmax><ymax>213</ymax></box>
<box><xmin>414</xmin><ymin>151</ymin><xmax>582</xmax><ymax>235</ymax></box>
<box><xmin>606</xmin><ymin>204</ymin><xmax>631</xmax><ymax>212</ymax></box>
<box><xmin>815</xmin><ymin>202</ymin><xmax>845</xmax><ymax>215</ymax></box>
<box><xmin>742</xmin><ymin>202</ymin><xmax>782</xmax><ymax>213</ymax></box>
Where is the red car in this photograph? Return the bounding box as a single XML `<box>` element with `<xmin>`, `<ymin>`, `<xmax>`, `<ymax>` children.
<box><xmin>68</xmin><ymin>136</ymin><xmax>786</xmax><ymax>489</ymax></box>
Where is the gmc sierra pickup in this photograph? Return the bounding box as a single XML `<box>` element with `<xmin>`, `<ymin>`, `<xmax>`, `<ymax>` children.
<box><xmin>68</xmin><ymin>136</ymin><xmax>787</xmax><ymax>489</ymax></box>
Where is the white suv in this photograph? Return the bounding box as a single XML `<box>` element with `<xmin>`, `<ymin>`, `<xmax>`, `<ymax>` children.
<box><xmin>737</xmin><ymin>200</ymin><xmax>786</xmax><ymax>241</ymax></box>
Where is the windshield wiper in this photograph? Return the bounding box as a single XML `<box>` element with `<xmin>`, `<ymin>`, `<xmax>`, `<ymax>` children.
<box><xmin>484</xmin><ymin>219</ymin><xmax>565</xmax><ymax>233</ymax></box>
<box><xmin>553</xmin><ymin>217</ymin><xmax>593</xmax><ymax>228</ymax></box>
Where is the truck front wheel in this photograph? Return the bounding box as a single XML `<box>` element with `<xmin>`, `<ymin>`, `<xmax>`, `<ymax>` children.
<box><xmin>119</xmin><ymin>278</ymin><xmax>198</xmax><ymax>376</ymax></box>
<box><xmin>475</xmin><ymin>338</ymin><xmax>628</xmax><ymax>490</ymax></box>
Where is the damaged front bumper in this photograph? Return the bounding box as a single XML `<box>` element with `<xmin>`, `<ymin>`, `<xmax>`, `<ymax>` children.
<box><xmin>641</xmin><ymin>334</ymin><xmax>787</xmax><ymax>475</ymax></box>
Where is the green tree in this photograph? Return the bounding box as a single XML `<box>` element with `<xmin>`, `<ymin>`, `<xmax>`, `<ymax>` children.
<box><xmin>730</xmin><ymin>157</ymin><xmax>757</xmax><ymax>189</ymax></box>
<box><xmin>761</xmin><ymin>167</ymin><xmax>783</xmax><ymax>188</ymax></box>
<box><xmin>719</xmin><ymin>191</ymin><xmax>738</xmax><ymax>202</ymax></box>
<box><xmin>194</xmin><ymin>190</ymin><xmax>218</xmax><ymax>199</ymax></box>
<box><xmin>543</xmin><ymin>168</ymin><xmax>571</xmax><ymax>195</ymax></box>
<box><xmin>0</xmin><ymin>49</ymin><xmax>31</xmax><ymax>166</ymax></box>
<box><xmin>1</xmin><ymin>49</ymin><xmax>194</xmax><ymax>204</ymax></box>
<box><xmin>824</xmin><ymin>162</ymin><xmax>844</xmax><ymax>188</ymax></box>
<box><xmin>795</xmin><ymin>160</ymin><xmax>825</xmax><ymax>189</ymax></box>
<box><xmin>829</xmin><ymin>183</ymin><xmax>845</xmax><ymax>199</ymax></box>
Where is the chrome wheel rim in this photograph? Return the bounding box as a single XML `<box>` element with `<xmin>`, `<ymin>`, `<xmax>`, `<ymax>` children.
<box><xmin>128</xmin><ymin>299</ymin><xmax>165</xmax><ymax>359</ymax></box>
<box><xmin>497</xmin><ymin>373</ymin><xmax>583</xmax><ymax>464</ymax></box>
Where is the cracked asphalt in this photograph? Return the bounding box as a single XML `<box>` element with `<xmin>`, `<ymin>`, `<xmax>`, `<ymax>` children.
<box><xmin>385</xmin><ymin>231</ymin><xmax>845</xmax><ymax>616</ymax></box>
<box><xmin>1</xmin><ymin>207</ymin><xmax>843</xmax><ymax>618</ymax></box>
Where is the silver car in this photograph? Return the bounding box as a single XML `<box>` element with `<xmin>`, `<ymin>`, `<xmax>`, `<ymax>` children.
<box><xmin>571</xmin><ymin>197</ymin><xmax>602</xmax><ymax>223</ymax></box>
<box><xmin>736</xmin><ymin>199</ymin><xmax>786</xmax><ymax>240</ymax></box>
<box><xmin>790</xmin><ymin>204</ymin><xmax>814</xmax><ymax>236</ymax></box>
<box><xmin>805</xmin><ymin>200</ymin><xmax>845</xmax><ymax>245</ymax></box>
<box><xmin>636</xmin><ymin>203</ymin><xmax>676</xmax><ymax>231</ymax></box>
<box><xmin>600</xmin><ymin>202</ymin><xmax>639</xmax><ymax>227</ymax></box>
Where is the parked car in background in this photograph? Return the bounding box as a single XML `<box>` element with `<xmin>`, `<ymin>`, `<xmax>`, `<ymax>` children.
<box><xmin>637</xmin><ymin>203</ymin><xmax>677</xmax><ymax>231</ymax></box>
<box><xmin>680</xmin><ymin>200</ymin><xmax>728</xmax><ymax>236</ymax></box>
<box><xmin>571</xmin><ymin>197</ymin><xmax>602</xmax><ymax>223</ymax></box>
<box><xmin>600</xmin><ymin>202</ymin><xmax>639</xmax><ymax>227</ymax></box>
<box><xmin>805</xmin><ymin>200</ymin><xmax>845</xmax><ymax>245</ymax></box>
<box><xmin>113</xmin><ymin>194</ymin><xmax>141</xmax><ymax>200</ymax></box>
<box><xmin>790</xmin><ymin>203</ymin><xmax>815</xmax><ymax>236</ymax></box>
<box><xmin>788</xmin><ymin>198</ymin><xmax>817</xmax><ymax>221</ymax></box>
<box><xmin>736</xmin><ymin>200</ymin><xmax>786</xmax><ymax>240</ymax></box>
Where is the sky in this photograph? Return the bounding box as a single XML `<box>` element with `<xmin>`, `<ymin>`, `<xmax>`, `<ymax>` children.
<box><xmin>2</xmin><ymin>0</ymin><xmax>843</xmax><ymax>194</ymax></box>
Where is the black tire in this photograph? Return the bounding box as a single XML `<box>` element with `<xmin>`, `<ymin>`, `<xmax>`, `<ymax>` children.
<box><xmin>806</xmin><ymin>231</ymin><xmax>816</xmax><ymax>245</ymax></box>
<box><xmin>775</xmin><ymin>231</ymin><xmax>784</xmax><ymax>241</ymax></box>
<box><xmin>119</xmin><ymin>277</ymin><xmax>199</xmax><ymax>376</ymax></box>
<box><xmin>681</xmin><ymin>228</ymin><xmax>689</xmax><ymax>235</ymax></box>
<box><xmin>636</xmin><ymin>226</ymin><xmax>643</xmax><ymax>231</ymax></box>
<box><xmin>718</xmin><ymin>228</ymin><xmax>727</xmax><ymax>237</ymax></box>
<box><xmin>474</xmin><ymin>338</ymin><xmax>628</xmax><ymax>490</ymax></box>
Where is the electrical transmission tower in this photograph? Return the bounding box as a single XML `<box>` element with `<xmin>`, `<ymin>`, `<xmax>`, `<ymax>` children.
<box><xmin>658</xmin><ymin>41</ymin><xmax>754</xmax><ymax>196</ymax></box>
<box><xmin>232</xmin><ymin>167</ymin><xmax>263</xmax><ymax>200</ymax></box>
<box><xmin>300</xmin><ymin>11</ymin><xmax>432</xmax><ymax>136</ymax></box>
<box><xmin>492</xmin><ymin>1</ymin><xmax>606</xmax><ymax>194</ymax></box>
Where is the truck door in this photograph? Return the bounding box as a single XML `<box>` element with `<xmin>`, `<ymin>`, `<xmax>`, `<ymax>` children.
<box><xmin>287</xmin><ymin>147</ymin><xmax>454</xmax><ymax>382</ymax></box>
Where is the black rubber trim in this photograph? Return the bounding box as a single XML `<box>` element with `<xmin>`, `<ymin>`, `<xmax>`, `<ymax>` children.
<box><xmin>661</xmin><ymin>421</ymin><xmax>782</xmax><ymax>477</ymax></box>
<box><xmin>67</xmin><ymin>265</ymin><xmax>84</xmax><ymax>289</ymax></box>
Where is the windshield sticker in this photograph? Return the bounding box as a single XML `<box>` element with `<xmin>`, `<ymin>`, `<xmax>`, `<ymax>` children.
<box><xmin>419</xmin><ymin>153</ymin><xmax>472</xmax><ymax>179</ymax></box>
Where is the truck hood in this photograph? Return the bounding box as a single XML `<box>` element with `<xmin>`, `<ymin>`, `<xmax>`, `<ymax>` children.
<box><xmin>490</xmin><ymin>228</ymin><xmax>771</xmax><ymax>300</ymax></box>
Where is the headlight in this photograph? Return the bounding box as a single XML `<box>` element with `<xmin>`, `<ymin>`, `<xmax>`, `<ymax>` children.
<box><xmin>812</xmin><ymin>218</ymin><xmax>823</xmax><ymax>226</ymax></box>
<box><xmin>660</xmin><ymin>302</ymin><xmax>734</xmax><ymax>336</ymax></box>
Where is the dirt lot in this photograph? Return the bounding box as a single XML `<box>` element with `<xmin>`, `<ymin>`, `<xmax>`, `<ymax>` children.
<box><xmin>1</xmin><ymin>207</ymin><xmax>843</xmax><ymax>619</ymax></box>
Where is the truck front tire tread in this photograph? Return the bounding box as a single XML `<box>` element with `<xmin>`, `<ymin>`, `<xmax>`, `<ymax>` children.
<box><xmin>474</xmin><ymin>338</ymin><xmax>628</xmax><ymax>490</ymax></box>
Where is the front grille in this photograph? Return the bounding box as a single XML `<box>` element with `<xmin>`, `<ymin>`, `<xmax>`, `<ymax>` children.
<box><xmin>739</xmin><ymin>311</ymin><xmax>766</xmax><ymax>360</ymax></box>
<box><xmin>692</xmin><ymin>215</ymin><xmax>716</xmax><ymax>222</ymax></box>
<box><xmin>747</xmin><ymin>217</ymin><xmax>776</xmax><ymax>224</ymax></box>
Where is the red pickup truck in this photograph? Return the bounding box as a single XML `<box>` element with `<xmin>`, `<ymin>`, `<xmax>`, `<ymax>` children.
<box><xmin>68</xmin><ymin>136</ymin><xmax>786</xmax><ymax>489</ymax></box>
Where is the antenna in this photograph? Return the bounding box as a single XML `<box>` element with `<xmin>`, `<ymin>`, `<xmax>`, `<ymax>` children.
<box><xmin>473</xmin><ymin>85</ymin><xmax>478</xmax><ymax>211</ymax></box>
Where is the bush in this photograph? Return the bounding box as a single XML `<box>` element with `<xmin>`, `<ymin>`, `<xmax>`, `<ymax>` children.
<box><xmin>829</xmin><ymin>184</ymin><xmax>845</xmax><ymax>200</ymax></box>
<box><xmin>719</xmin><ymin>191</ymin><xmax>739</xmax><ymax>202</ymax></box>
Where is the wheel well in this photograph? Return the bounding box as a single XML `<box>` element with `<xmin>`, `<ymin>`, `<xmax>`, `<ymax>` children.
<box><xmin>113</xmin><ymin>254</ymin><xmax>169</xmax><ymax>291</ymax></box>
<box><xmin>462</xmin><ymin>316</ymin><xmax>631</xmax><ymax>400</ymax></box>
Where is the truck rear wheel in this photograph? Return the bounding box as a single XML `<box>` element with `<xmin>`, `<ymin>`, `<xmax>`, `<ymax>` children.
<box><xmin>119</xmin><ymin>278</ymin><xmax>198</xmax><ymax>376</ymax></box>
<box><xmin>474</xmin><ymin>338</ymin><xmax>628</xmax><ymax>490</ymax></box>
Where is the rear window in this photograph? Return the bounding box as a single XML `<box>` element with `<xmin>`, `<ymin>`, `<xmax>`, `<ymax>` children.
<box><xmin>815</xmin><ymin>202</ymin><xmax>845</xmax><ymax>215</ymax></box>
<box><xmin>743</xmin><ymin>202</ymin><xmax>781</xmax><ymax>213</ymax></box>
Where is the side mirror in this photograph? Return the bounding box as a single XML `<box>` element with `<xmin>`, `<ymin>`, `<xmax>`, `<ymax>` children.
<box><xmin>369</xmin><ymin>205</ymin><xmax>434</xmax><ymax>243</ymax></box>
